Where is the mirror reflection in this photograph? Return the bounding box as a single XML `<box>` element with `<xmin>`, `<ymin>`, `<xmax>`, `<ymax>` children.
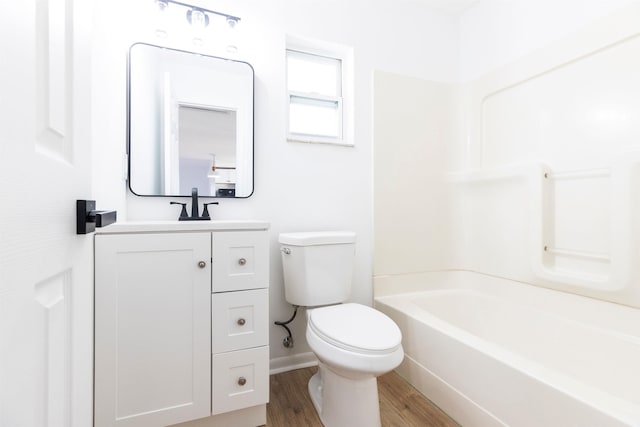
<box><xmin>178</xmin><ymin>106</ymin><xmax>237</xmax><ymax>196</ymax></box>
<box><xmin>128</xmin><ymin>43</ymin><xmax>254</xmax><ymax>198</ymax></box>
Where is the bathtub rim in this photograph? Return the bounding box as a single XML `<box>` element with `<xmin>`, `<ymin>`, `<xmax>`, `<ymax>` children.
<box><xmin>375</xmin><ymin>280</ymin><xmax>640</xmax><ymax>425</ymax></box>
<box><xmin>374</xmin><ymin>270</ymin><xmax>640</xmax><ymax>338</ymax></box>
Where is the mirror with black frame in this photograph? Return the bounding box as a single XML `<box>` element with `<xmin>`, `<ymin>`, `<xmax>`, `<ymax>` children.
<box><xmin>128</xmin><ymin>43</ymin><xmax>254</xmax><ymax>198</ymax></box>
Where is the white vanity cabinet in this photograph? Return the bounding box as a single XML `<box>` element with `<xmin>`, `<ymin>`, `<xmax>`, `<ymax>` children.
<box><xmin>210</xmin><ymin>231</ymin><xmax>269</xmax><ymax>416</ymax></box>
<box><xmin>94</xmin><ymin>222</ymin><xmax>269</xmax><ymax>427</ymax></box>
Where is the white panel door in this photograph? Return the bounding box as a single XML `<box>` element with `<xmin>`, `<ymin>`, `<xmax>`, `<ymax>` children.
<box><xmin>0</xmin><ymin>1</ymin><xmax>94</xmax><ymax>427</ymax></box>
<box><xmin>94</xmin><ymin>232</ymin><xmax>212</xmax><ymax>427</ymax></box>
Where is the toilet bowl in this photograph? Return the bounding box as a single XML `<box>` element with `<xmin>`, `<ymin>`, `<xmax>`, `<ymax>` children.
<box><xmin>279</xmin><ymin>231</ymin><xmax>404</xmax><ymax>426</ymax></box>
<box><xmin>305</xmin><ymin>304</ymin><xmax>404</xmax><ymax>427</ymax></box>
<box><xmin>307</xmin><ymin>303</ymin><xmax>404</xmax><ymax>377</ymax></box>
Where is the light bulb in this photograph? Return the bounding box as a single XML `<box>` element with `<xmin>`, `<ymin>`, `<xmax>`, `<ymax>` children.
<box><xmin>188</xmin><ymin>9</ymin><xmax>206</xmax><ymax>30</ymax></box>
<box><xmin>225</xmin><ymin>17</ymin><xmax>239</xmax><ymax>53</ymax></box>
<box><xmin>154</xmin><ymin>0</ymin><xmax>169</xmax><ymax>38</ymax></box>
<box><xmin>187</xmin><ymin>8</ymin><xmax>209</xmax><ymax>45</ymax></box>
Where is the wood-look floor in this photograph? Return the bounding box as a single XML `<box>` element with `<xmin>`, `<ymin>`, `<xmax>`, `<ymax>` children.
<box><xmin>266</xmin><ymin>367</ymin><xmax>459</xmax><ymax>427</ymax></box>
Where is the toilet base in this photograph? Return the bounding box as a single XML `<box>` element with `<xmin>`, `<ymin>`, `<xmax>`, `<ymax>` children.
<box><xmin>308</xmin><ymin>362</ymin><xmax>382</xmax><ymax>427</ymax></box>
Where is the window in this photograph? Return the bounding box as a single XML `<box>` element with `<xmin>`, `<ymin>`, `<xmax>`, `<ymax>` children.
<box><xmin>286</xmin><ymin>44</ymin><xmax>351</xmax><ymax>145</ymax></box>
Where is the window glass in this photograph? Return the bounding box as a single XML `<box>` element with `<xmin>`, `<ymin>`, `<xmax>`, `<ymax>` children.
<box><xmin>287</xmin><ymin>51</ymin><xmax>341</xmax><ymax>97</ymax></box>
<box><xmin>289</xmin><ymin>96</ymin><xmax>340</xmax><ymax>137</ymax></box>
<box><xmin>287</xmin><ymin>49</ymin><xmax>343</xmax><ymax>142</ymax></box>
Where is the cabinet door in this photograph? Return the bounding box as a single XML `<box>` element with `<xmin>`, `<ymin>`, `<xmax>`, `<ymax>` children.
<box><xmin>95</xmin><ymin>233</ymin><xmax>211</xmax><ymax>427</ymax></box>
<box><xmin>212</xmin><ymin>231</ymin><xmax>269</xmax><ymax>292</ymax></box>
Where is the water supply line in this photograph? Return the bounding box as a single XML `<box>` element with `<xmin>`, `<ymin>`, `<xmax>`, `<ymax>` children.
<box><xmin>274</xmin><ymin>305</ymin><xmax>298</xmax><ymax>348</ymax></box>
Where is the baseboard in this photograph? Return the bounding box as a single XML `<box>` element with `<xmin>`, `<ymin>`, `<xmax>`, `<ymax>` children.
<box><xmin>270</xmin><ymin>352</ymin><xmax>318</xmax><ymax>375</ymax></box>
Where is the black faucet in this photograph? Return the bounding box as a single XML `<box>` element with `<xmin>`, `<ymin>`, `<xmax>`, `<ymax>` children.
<box><xmin>191</xmin><ymin>187</ymin><xmax>200</xmax><ymax>219</ymax></box>
<box><xmin>170</xmin><ymin>187</ymin><xmax>218</xmax><ymax>221</ymax></box>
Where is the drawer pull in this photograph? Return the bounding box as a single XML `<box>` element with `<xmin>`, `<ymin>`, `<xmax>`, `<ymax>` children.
<box><xmin>237</xmin><ymin>377</ymin><xmax>247</xmax><ymax>386</ymax></box>
<box><xmin>237</xmin><ymin>318</ymin><xmax>246</xmax><ymax>326</ymax></box>
<box><xmin>198</xmin><ymin>261</ymin><xmax>206</xmax><ymax>268</ymax></box>
<box><xmin>238</xmin><ymin>258</ymin><xmax>247</xmax><ymax>266</ymax></box>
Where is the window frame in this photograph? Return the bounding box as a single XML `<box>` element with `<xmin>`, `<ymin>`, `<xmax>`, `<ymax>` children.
<box><xmin>285</xmin><ymin>38</ymin><xmax>353</xmax><ymax>146</ymax></box>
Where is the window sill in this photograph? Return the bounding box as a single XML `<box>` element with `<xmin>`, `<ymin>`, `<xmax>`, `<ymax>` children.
<box><xmin>287</xmin><ymin>134</ymin><xmax>353</xmax><ymax>147</ymax></box>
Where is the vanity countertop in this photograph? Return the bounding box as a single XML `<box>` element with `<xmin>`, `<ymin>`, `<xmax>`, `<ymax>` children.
<box><xmin>96</xmin><ymin>220</ymin><xmax>270</xmax><ymax>234</ymax></box>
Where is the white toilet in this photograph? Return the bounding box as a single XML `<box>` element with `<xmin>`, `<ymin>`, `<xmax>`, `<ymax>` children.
<box><xmin>279</xmin><ymin>231</ymin><xmax>404</xmax><ymax>427</ymax></box>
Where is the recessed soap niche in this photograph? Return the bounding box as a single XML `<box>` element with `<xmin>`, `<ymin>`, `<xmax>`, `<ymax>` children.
<box><xmin>449</xmin><ymin>157</ymin><xmax>639</xmax><ymax>294</ymax></box>
<box><xmin>539</xmin><ymin>167</ymin><xmax>612</xmax><ymax>285</ymax></box>
<box><xmin>536</xmin><ymin>157</ymin><xmax>640</xmax><ymax>292</ymax></box>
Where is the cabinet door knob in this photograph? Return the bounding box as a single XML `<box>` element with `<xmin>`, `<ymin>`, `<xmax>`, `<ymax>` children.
<box><xmin>238</xmin><ymin>258</ymin><xmax>247</xmax><ymax>266</ymax></box>
<box><xmin>237</xmin><ymin>318</ymin><xmax>246</xmax><ymax>326</ymax></box>
<box><xmin>237</xmin><ymin>377</ymin><xmax>247</xmax><ymax>386</ymax></box>
<box><xmin>198</xmin><ymin>261</ymin><xmax>206</xmax><ymax>268</ymax></box>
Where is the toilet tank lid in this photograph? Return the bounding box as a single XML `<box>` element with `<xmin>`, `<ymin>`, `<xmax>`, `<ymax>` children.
<box><xmin>279</xmin><ymin>231</ymin><xmax>356</xmax><ymax>246</ymax></box>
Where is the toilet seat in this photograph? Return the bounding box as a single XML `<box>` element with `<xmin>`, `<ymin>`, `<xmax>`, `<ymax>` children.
<box><xmin>308</xmin><ymin>303</ymin><xmax>402</xmax><ymax>355</ymax></box>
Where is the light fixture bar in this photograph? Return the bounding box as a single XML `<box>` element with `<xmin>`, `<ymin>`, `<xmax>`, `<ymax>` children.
<box><xmin>165</xmin><ymin>0</ymin><xmax>241</xmax><ymax>22</ymax></box>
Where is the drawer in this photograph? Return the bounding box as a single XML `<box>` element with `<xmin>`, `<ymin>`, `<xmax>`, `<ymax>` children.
<box><xmin>212</xmin><ymin>346</ymin><xmax>269</xmax><ymax>415</ymax></box>
<box><xmin>212</xmin><ymin>289</ymin><xmax>268</xmax><ymax>353</ymax></box>
<box><xmin>212</xmin><ymin>231</ymin><xmax>269</xmax><ymax>292</ymax></box>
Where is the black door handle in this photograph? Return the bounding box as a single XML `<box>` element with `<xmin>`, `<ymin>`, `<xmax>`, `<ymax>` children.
<box><xmin>77</xmin><ymin>200</ymin><xmax>117</xmax><ymax>234</ymax></box>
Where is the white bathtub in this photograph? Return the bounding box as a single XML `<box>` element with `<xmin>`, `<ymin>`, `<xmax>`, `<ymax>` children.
<box><xmin>374</xmin><ymin>271</ymin><xmax>640</xmax><ymax>427</ymax></box>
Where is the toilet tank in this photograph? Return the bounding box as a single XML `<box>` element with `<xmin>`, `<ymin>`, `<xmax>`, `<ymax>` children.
<box><xmin>279</xmin><ymin>231</ymin><xmax>356</xmax><ymax>306</ymax></box>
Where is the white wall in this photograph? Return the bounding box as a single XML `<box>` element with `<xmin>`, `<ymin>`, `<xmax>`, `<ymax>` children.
<box><xmin>372</xmin><ymin>1</ymin><xmax>640</xmax><ymax>310</ymax></box>
<box><xmin>452</xmin><ymin>2</ymin><xmax>640</xmax><ymax>309</ymax></box>
<box><xmin>373</xmin><ymin>71</ymin><xmax>456</xmax><ymax>277</ymax></box>
<box><xmin>92</xmin><ymin>0</ymin><xmax>459</xmax><ymax>365</ymax></box>
<box><xmin>459</xmin><ymin>0</ymin><xmax>639</xmax><ymax>81</ymax></box>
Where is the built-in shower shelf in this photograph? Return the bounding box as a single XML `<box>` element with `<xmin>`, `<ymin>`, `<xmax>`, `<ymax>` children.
<box><xmin>533</xmin><ymin>157</ymin><xmax>640</xmax><ymax>291</ymax></box>
<box><xmin>543</xmin><ymin>168</ymin><xmax>610</xmax><ymax>180</ymax></box>
<box><xmin>543</xmin><ymin>246</ymin><xmax>610</xmax><ymax>262</ymax></box>
<box><xmin>448</xmin><ymin>159</ymin><xmax>637</xmax><ymax>292</ymax></box>
<box><xmin>533</xmin><ymin>162</ymin><xmax>616</xmax><ymax>289</ymax></box>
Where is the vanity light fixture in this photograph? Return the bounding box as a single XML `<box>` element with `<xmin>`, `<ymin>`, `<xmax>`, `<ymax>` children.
<box><xmin>153</xmin><ymin>0</ymin><xmax>241</xmax><ymax>49</ymax></box>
